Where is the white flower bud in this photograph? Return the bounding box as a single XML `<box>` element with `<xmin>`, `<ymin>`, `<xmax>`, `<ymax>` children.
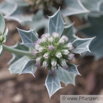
<box><xmin>43</xmin><ymin>53</ymin><xmax>49</xmax><ymax>59</ymax></box>
<box><xmin>41</xmin><ymin>37</ymin><xmax>46</xmax><ymax>43</ymax></box>
<box><xmin>51</xmin><ymin>59</ymin><xmax>57</xmax><ymax>67</ymax></box>
<box><xmin>48</xmin><ymin>37</ymin><xmax>53</xmax><ymax>42</ymax></box>
<box><xmin>68</xmin><ymin>53</ymin><xmax>74</xmax><ymax>60</ymax></box>
<box><xmin>51</xmin><ymin>66</ymin><xmax>57</xmax><ymax>70</ymax></box>
<box><xmin>61</xmin><ymin>36</ymin><xmax>68</xmax><ymax>42</ymax></box>
<box><xmin>38</xmin><ymin>47</ymin><xmax>44</xmax><ymax>52</ymax></box>
<box><xmin>61</xmin><ymin>60</ymin><xmax>68</xmax><ymax>69</ymax></box>
<box><xmin>62</xmin><ymin>50</ymin><xmax>69</xmax><ymax>55</ymax></box>
<box><xmin>45</xmin><ymin>33</ymin><xmax>50</xmax><ymax>38</ymax></box>
<box><xmin>36</xmin><ymin>57</ymin><xmax>42</xmax><ymax>63</ymax></box>
<box><xmin>42</xmin><ymin>61</ymin><xmax>48</xmax><ymax>68</ymax></box>
<box><xmin>35</xmin><ymin>44</ymin><xmax>40</xmax><ymax>50</ymax></box>
<box><xmin>52</xmin><ymin>32</ymin><xmax>59</xmax><ymax>38</ymax></box>
<box><xmin>66</xmin><ymin>42</ymin><xmax>74</xmax><ymax>50</ymax></box>
<box><xmin>56</xmin><ymin>52</ymin><xmax>62</xmax><ymax>58</ymax></box>
<box><xmin>59</xmin><ymin>38</ymin><xmax>65</xmax><ymax>44</ymax></box>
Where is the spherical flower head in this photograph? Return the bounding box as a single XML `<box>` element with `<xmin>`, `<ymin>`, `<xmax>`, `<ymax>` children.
<box><xmin>48</xmin><ymin>37</ymin><xmax>53</xmax><ymax>42</ymax></box>
<box><xmin>68</xmin><ymin>53</ymin><xmax>74</xmax><ymax>60</ymax></box>
<box><xmin>56</xmin><ymin>52</ymin><xmax>62</xmax><ymax>58</ymax></box>
<box><xmin>42</xmin><ymin>61</ymin><xmax>48</xmax><ymax>68</ymax></box>
<box><xmin>52</xmin><ymin>32</ymin><xmax>59</xmax><ymax>38</ymax></box>
<box><xmin>51</xmin><ymin>59</ymin><xmax>57</xmax><ymax>67</ymax></box>
<box><xmin>66</xmin><ymin>42</ymin><xmax>74</xmax><ymax>50</ymax></box>
<box><xmin>43</xmin><ymin>53</ymin><xmax>49</xmax><ymax>59</ymax></box>
<box><xmin>33</xmin><ymin>32</ymin><xmax>75</xmax><ymax>70</ymax></box>
<box><xmin>48</xmin><ymin>45</ymin><xmax>54</xmax><ymax>50</ymax></box>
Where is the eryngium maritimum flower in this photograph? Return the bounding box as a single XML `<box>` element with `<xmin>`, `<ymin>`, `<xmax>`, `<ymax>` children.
<box><xmin>32</xmin><ymin>32</ymin><xmax>74</xmax><ymax>74</ymax></box>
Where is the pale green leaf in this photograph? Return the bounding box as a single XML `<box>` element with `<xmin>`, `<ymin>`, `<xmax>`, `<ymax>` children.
<box><xmin>62</xmin><ymin>23</ymin><xmax>77</xmax><ymax>42</ymax></box>
<box><xmin>20</xmin><ymin>60</ymin><xmax>37</xmax><ymax>77</ymax></box>
<box><xmin>8</xmin><ymin>43</ymin><xmax>29</xmax><ymax>64</ymax></box>
<box><xmin>49</xmin><ymin>9</ymin><xmax>64</xmax><ymax>36</ymax></box>
<box><xmin>72</xmin><ymin>37</ymin><xmax>94</xmax><ymax>54</ymax></box>
<box><xmin>0</xmin><ymin>1</ymin><xmax>16</xmax><ymax>16</ymax></box>
<box><xmin>0</xmin><ymin>45</ymin><xmax>3</xmax><ymax>56</ymax></box>
<box><xmin>9</xmin><ymin>56</ymin><xmax>30</xmax><ymax>74</ymax></box>
<box><xmin>45</xmin><ymin>73</ymin><xmax>62</xmax><ymax>98</ymax></box>
<box><xmin>0</xmin><ymin>13</ymin><xmax>5</xmax><ymax>34</ymax></box>
<box><xmin>79</xmin><ymin>14</ymin><xmax>103</xmax><ymax>59</ymax></box>
<box><xmin>57</xmin><ymin>66</ymin><xmax>76</xmax><ymax>85</ymax></box>
<box><xmin>61</xmin><ymin>0</ymin><xmax>89</xmax><ymax>16</ymax></box>
<box><xmin>3</xmin><ymin>28</ymin><xmax>9</xmax><ymax>43</ymax></box>
<box><xmin>17</xmin><ymin>28</ymin><xmax>38</xmax><ymax>48</ymax></box>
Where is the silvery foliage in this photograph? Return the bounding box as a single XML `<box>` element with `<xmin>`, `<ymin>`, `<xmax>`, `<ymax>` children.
<box><xmin>77</xmin><ymin>0</ymin><xmax>103</xmax><ymax>59</ymax></box>
<box><xmin>0</xmin><ymin>0</ymin><xmax>88</xmax><ymax>32</ymax></box>
<box><xmin>7</xmin><ymin>9</ymin><xmax>93</xmax><ymax>97</ymax></box>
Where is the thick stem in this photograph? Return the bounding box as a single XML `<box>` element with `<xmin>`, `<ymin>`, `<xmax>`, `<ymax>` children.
<box><xmin>2</xmin><ymin>44</ymin><xmax>33</xmax><ymax>57</ymax></box>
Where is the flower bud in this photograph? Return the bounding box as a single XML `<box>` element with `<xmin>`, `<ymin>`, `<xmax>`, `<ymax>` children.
<box><xmin>61</xmin><ymin>36</ymin><xmax>68</xmax><ymax>42</ymax></box>
<box><xmin>59</xmin><ymin>38</ymin><xmax>65</xmax><ymax>44</ymax></box>
<box><xmin>32</xmin><ymin>50</ymin><xmax>37</xmax><ymax>55</ymax></box>
<box><xmin>43</xmin><ymin>53</ymin><xmax>49</xmax><ymax>59</ymax></box>
<box><xmin>56</xmin><ymin>52</ymin><xmax>62</xmax><ymax>58</ymax></box>
<box><xmin>41</xmin><ymin>37</ymin><xmax>46</xmax><ymax>43</ymax></box>
<box><xmin>62</xmin><ymin>50</ymin><xmax>69</xmax><ymax>55</ymax></box>
<box><xmin>52</xmin><ymin>32</ymin><xmax>59</xmax><ymax>38</ymax></box>
<box><xmin>48</xmin><ymin>45</ymin><xmax>54</xmax><ymax>50</ymax></box>
<box><xmin>35</xmin><ymin>62</ymin><xmax>40</xmax><ymax>67</ymax></box>
<box><xmin>51</xmin><ymin>59</ymin><xmax>57</xmax><ymax>66</ymax></box>
<box><xmin>36</xmin><ymin>57</ymin><xmax>42</xmax><ymax>63</ymax></box>
<box><xmin>0</xmin><ymin>35</ymin><xmax>4</xmax><ymax>43</ymax></box>
<box><xmin>48</xmin><ymin>70</ymin><xmax>54</xmax><ymax>74</ymax></box>
<box><xmin>38</xmin><ymin>47</ymin><xmax>44</xmax><ymax>52</ymax></box>
<box><xmin>35</xmin><ymin>44</ymin><xmax>40</xmax><ymax>50</ymax></box>
<box><xmin>68</xmin><ymin>53</ymin><xmax>74</xmax><ymax>60</ymax></box>
<box><xmin>42</xmin><ymin>61</ymin><xmax>48</xmax><ymax>68</ymax></box>
<box><xmin>48</xmin><ymin>37</ymin><xmax>53</xmax><ymax>42</ymax></box>
<box><xmin>66</xmin><ymin>42</ymin><xmax>74</xmax><ymax>50</ymax></box>
<box><xmin>61</xmin><ymin>60</ymin><xmax>68</xmax><ymax>69</ymax></box>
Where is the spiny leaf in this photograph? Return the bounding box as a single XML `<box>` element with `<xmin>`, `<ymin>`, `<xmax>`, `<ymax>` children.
<box><xmin>3</xmin><ymin>28</ymin><xmax>9</xmax><ymax>43</ymax></box>
<box><xmin>0</xmin><ymin>45</ymin><xmax>3</xmax><ymax>56</ymax></box>
<box><xmin>79</xmin><ymin>14</ymin><xmax>103</xmax><ymax>59</ymax></box>
<box><xmin>7</xmin><ymin>0</ymin><xmax>29</xmax><ymax>7</ymax></box>
<box><xmin>20</xmin><ymin>60</ymin><xmax>37</xmax><ymax>77</ymax></box>
<box><xmin>72</xmin><ymin>37</ymin><xmax>94</xmax><ymax>54</ymax></box>
<box><xmin>62</xmin><ymin>23</ymin><xmax>77</xmax><ymax>42</ymax></box>
<box><xmin>45</xmin><ymin>73</ymin><xmax>62</xmax><ymax>98</ymax></box>
<box><xmin>80</xmin><ymin>0</ymin><xmax>102</xmax><ymax>11</ymax></box>
<box><xmin>6</xmin><ymin>6</ymin><xmax>33</xmax><ymax>23</ymax></box>
<box><xmin>49</xmin><ymin>9</ymin><xmax>64</xmax><ymax>36</ymax></box>
<box><xmin>57</xmin><ymin>66</ymin><xmax>76</xmax><ymax>85</ymax></box>
<box><xmin>8</xmin><ymin>43</ymin><xmax>29</xmax><ymax>64</ymax></box>
<box><xmin>66</xmin><ymin>63</ymin><xmax>80</xmax><ymax>75</ymax></box>
<box><xmin>0</xmin><ymin>13</ymin><xmax>5</xmax><ymax>34</ymax></box>
<box><xmin>9</xmin><ymin>56</ymin><xmax>30</xmax><ymax>74</ymax></box>
<box><xmin>17</xmin><ymin>28</ymin><xmax>38</xmax><ymax>48</ymax></box>
<box><xmin>0</xmin><ymin>1</ymin><xmax>16</xmax><ymax>16</ymax></box>
<box><xmin>61</xmin><ymin>0</ymin><xmax>89</xmax><ymax>16</ymax></box>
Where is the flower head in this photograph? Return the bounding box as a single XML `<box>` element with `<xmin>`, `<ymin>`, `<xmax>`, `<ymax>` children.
<box><xmin>33</xmin><ymin>32</ymin><xmax>74</xmax><ymax>71</ymax></box>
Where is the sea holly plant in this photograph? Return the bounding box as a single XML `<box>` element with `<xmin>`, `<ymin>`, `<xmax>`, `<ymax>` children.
<box><xmin>0</xmin><ymin>9</ymin><xmax>94</xmax><ymax>97</ymax></box>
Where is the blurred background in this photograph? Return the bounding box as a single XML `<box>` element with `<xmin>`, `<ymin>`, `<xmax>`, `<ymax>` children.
<box><xmin>0</xmin><ymin>0</ymin><xmax>103</xmax><ymax>103</ymax></box>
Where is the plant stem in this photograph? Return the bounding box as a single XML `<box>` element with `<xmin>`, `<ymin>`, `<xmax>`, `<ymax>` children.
<box><xmin>2</xmin><ymin>44</ymin><xmax>33</xmax><ymax>57</ymax></box>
